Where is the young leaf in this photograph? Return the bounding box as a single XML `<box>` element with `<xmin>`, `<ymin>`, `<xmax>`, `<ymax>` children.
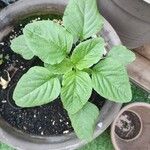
<box><xmin>61</xmin><ymin>70</ymin><xmax>92</xmax><ymax>114</ymax></box>
<box><xmin>92</xmin><ymin>57</ymin><xmax>132</xmax><ymax>103</ymax></box>
<box><xmin>13</xmin><ymin>66</ymin><xmax>61</xmax><ymax>107</ymax></box>
<box><xmin>69</xmin><ymin>102</ymin><xmax>99</xmax><ymax>140</ymax></box>
<box><xmin>71</xmin><ymin>38</ymin><xmax>105</xmax><ymax>70</ymax></box>
<box><xmin>45</xmin><ymin>58</ymin><xmax>73</xmax><ymax>74</ymax></box>
<box><xmin>108</xmin><ymin>45</ymin><xmax>136</xmax><ymax>65</ymax></box>
<box><xmin>63</xmin><ymin>0</ymin><xmax>104</xmax><ymax>40</ymax></box>
<box><xmin>10</xmin><ymin>35</ymin><xmax>34</xmax><ymax>60</ymax></box>
<box><xmin>23</xmin><ymin>20</ymin><xmax>73</xmax><ymax>65</ymax></box>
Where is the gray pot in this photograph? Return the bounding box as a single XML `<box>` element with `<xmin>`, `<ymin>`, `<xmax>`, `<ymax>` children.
<box><xmin>111</xmin><ymin>102</ymin><xmax>150</xmax><ymax>150</ymax></box>
<box><xmin>0</xmin><ymin>0</ymin><xmax>122</xmax><ymax>149</ymax></box>
<box><xmin>98</xmin><ymin>0</ymin><xmax>150</xmax><ymax>49</ymax></box>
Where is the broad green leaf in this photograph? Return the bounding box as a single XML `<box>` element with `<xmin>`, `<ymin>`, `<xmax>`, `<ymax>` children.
<box><xmin>10</xmin><ymin>35</ymin><xmax>34</xmax><ymax>60</ymax></box>
<box><xmin>71</xmin><ymin>38</ymin><xmax>105</xmax><ymax>70</ymax></box>
<box><xmin>61</xmin><ymin>70</ymin><xmax>92</xmax><ymax>114</ymax></box>
<box><xmin>13</xmin><ymin>66</ymin><xmax>61</xmax><ymax>107</ymax></box>
<box><xmin>108</xmin><ymin>45</ymin><xmax>136</xmax><ymax>65</ymax></box>
<box><xmin>45</xmin><ymin>58</ymin><xmax>73</xmax><ymax>74</ymax></box>
<box><xmin>69</xmin><ymin>102</ymin><xmax>99</xmax><ymax>140</ymax></box>
<box><xmin>23</xmin><ymin>20</ymin><xmax>73</xmax><ymax>65</ymax></box>
<box><xmin>63</xmin><ymin>0</ymin><xmax>104</xmax><ymax>40</ymax></box>
<box><xmin>92</xmin><ymin>57</ymin><xmax>132</xmax><ymax>103</ymax></box>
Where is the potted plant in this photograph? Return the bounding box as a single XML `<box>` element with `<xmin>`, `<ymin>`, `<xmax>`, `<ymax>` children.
<box><xmin>0</xmin><ymin>0</ymin><xmax>135</xmax><ymax>149</ymax></box>
<box><xmin>111</xmin><ymin>102</ymin><xmax>150</xmax><ymax>150</ymax></box>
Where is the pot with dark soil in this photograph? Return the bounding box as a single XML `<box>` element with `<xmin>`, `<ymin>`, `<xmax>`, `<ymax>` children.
<box><xmin>111</xmin><ymin>102</ymin><xmax>150</xmax><ymax>150</ymax></box>
<box><xmin>0</xmin><ymin>0</ymin><xmax>135</xmax><ymax>149</ymax></box>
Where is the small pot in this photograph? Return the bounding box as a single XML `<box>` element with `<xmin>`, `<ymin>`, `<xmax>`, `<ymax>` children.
<box><xmin>0</xmin><ymin>0</ymin><xmax>122</xmax><ymax>150</ymax></box>
<box><xmin>111</xmin><ymin>102</ymin><xmax>150</xmax><ymax>150</ymax></box>
<box><xmin>98</xmin><ymin>0</ymin><xmax>150</xmax><ymax>49</ymax></box>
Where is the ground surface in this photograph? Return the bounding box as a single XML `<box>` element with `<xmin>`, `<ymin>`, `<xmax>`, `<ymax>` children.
<box><xmin>0</xmin><ymin>84</ymin><xmax>149</xmax><ymax>150</ymax></box>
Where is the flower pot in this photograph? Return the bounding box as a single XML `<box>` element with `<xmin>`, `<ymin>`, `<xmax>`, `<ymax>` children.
<box><xmin>111</xmin><ymin>102</ymin><xmax>150</xmax><ymax>150</ymax></box>
<box><xmin>0</xmin><ymin>0</ymin><xmax>122</xmax><ymax>149</ymax></box>
<box><xmin>98</xmin><ymin>0</ymin><xmax>150</xmax><ymax>49</ymax></box>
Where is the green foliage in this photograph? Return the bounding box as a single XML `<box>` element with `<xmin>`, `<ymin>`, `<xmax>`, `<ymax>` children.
<box><xmin>92</xmin><ymin>57</ymin><xmax>132</xmax><ymax>103</ymax></box>
<box><xmin>10</xmin><ymin>0</ymin><xmax>135</xmax><ymax>140</ymax></box>
<box><xmin>63</xmin><ymin>0</ymin><xmax>104</xmax><ymax>40</ymax></box>
<box><xmin>71</xmin><ymin>38</ymin><xmax>105</xmax><ymax>70</ymax></box>
<box><xmin>23</xmin><ymin>20</ymin><xmax>73</xmax><ymax>64</ymax></box>
<box><xmin>0</xmin><ymin>143</ymin><xmax>15</xmax><ymax>150</ymax></box>
<box><xmin>69</xmin><ymin>102</ymin><xmax>99</xmax><ymax>140</ymax></box>
<box><xmin>45</xmin><ymin>58</ymin><xmax>73</xmax><ymax>74</ymax></box>
<box><xmin>10</xmin><ymin>35</ymin><xmax>34</xmax><ymax>60</ymax></box>
<box><xmin>128</xmin><ymin>84</ymin><xmax>150</xmax><ymax>104</ymax></box>
<box><xmin>13</xmin><ymin>66</ymin><xmax>61</xmax><ymax>107</ymax></box>
<box><xmin>61</xmin><ymin>70</ymin><xmax>92</xmax><ymax>114</ymax></box>
<box><xmin>108</xmin><ymin>45</ymin><xmax>136</xmax><ymax>65</ymax></box>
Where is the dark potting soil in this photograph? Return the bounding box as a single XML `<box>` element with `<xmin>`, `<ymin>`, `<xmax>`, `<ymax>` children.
<box><xmin>0</xmin><ymin>15</ymin><xmax>105</xmax><ymax>136</ymax></box>
<box><xmin>115</xmin><ymin>110</ymin><xmax>142</xmax><ymax>140</ymax></box>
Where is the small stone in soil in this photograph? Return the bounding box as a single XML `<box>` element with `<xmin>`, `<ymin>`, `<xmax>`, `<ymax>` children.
<box><xmin>2</xmin><ymin>100</ymin><xmax>7</xmax><ymax>103</ymax></box>
<box><xmin>41</xmin><ymin>131</ymin><xmax>44</xmax><ymax>135</ymax></box>
<box><xmin>52</xmin><ymin>121</ymin><xmax>55</xmax><ymax>125</ymax></box>
<box><xmin>63</xmin><ymin>130</ymin><xmax>69</xmax><ymax>134</ymax></box>
<box><xmin>0</xmin><ymin>42</ymin><xmax>4</xmax><ymax>46</ymax></box>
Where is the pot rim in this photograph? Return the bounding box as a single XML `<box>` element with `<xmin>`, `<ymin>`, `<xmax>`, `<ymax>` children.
<box><xmin>111</xmin><ymin>102</ymin><xmax>150</xmax><ymax>150</ymax></box>
<box><xmin>112</xmin><ymin>0</ymin><xmax>150</xmax><ymax>24</ymax></box>
<box><xmin>0</xmin><ymin>0</ymin><xmax>122</xmax><ymax>149</ymax></box>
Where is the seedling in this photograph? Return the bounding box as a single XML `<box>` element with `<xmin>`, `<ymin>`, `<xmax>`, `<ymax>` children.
<box><xmin>10</xmin><ymin>0</ymin><xmax>135</xmax><ymax>140</ymax></box>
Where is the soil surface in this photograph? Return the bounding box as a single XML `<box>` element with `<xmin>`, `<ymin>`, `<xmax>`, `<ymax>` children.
<box><xmin>0</xmin><ymin>15</ymin><xmax>105</xmax><ymax>136</ymax></box>
<box><xmin>115</xmin><ymin>110</ymin><xmax>141</xmax><ymax>140</ymax></box>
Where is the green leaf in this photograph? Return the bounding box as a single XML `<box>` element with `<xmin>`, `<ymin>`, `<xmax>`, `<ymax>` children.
<box><xmin>63</xmin><ymin>0</ymin><xmax>104</xmax><ymax>40</ymax></box>
<box><xmin>69</xmin><ymin>102</ymin><xmax>99</xmax><ymax>140</ymax></box>
<box><xmin>71</xmin><ymin>38</ymin><xmax>105</xmax><ymax>70</ymax></box>
<box><xmin>108</xmin><ymin>45</ymin><xmax>136</xmax><ymax>65</ymax></box>
<box><xmin>13</xmin><ymin>66</ymin><xmax>61</xmax><ymax>107</ymax></box>
<box><xmin>45</xmin><ymin>58</ymin><xmax>73</xmax><ymax>74</ymax></box>
<box><xmin>61</xmin><ymin>70</ymin><xmax>92</xmax><ymax>114</ymax></box>
<box><xmin>23</xmin><ymin>20</ymin><xmax>73</xmax><ymax>65</ymax></box>
<box><xmin>92</xmin><ymin>57</ymin><xmax>132</xmax><ymax>103</ymax></box>
<box><xmin>10</xmin><ymin>35</ymin><xmax>34</xmax><ymax>60</ymax></box>
<box><xmin>0</xmin><ymin>142</ymin><xmax>15</xmax><ymax>150</ymax></box>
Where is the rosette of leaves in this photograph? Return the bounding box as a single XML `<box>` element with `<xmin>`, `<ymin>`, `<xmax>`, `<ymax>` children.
<box><xmin>10</xmin><ymin>0</ymin><xmax>135</xmax><ymax>141</ymax></box>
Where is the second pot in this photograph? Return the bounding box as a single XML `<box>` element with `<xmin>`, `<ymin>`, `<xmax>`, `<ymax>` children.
<box><xmin>98</xmin><ymin>0</ymin><xmax>150</xmax><ymax>49</ymax></box>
